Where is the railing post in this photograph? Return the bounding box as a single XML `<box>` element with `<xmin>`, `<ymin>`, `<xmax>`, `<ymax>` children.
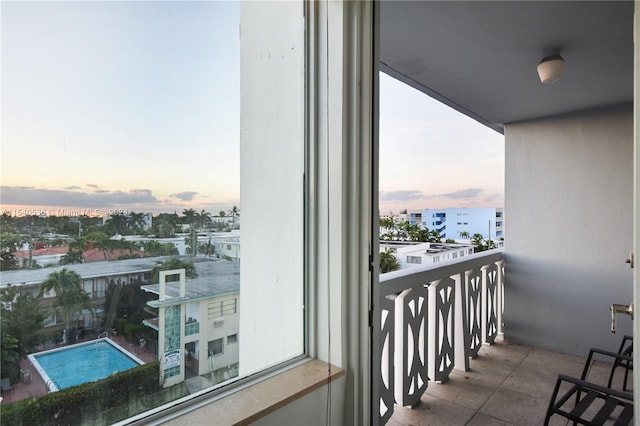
<box><xmin>378</xmin><ymin>295</ymin><xmax>396</xmax><ymax>424</ymax></box>
<box><xmin>453</xmin><ymin>272</ymin><xmax>470</xmax><ymax>371</ymax></box>
<box><xmin>394</xmin><ymin>287</ymin><xmax>429</xmax><ymax>407</ymax></box>
<box><xmin>427</xmin><ymin>277</ymin><xmax>455</xmax><ymax>383</ymax></box>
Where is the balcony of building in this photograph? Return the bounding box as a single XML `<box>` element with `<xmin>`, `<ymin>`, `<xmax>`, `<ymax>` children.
<box><xmin>376</xmin><ymin>250</ymin><xmax>634</xmax><ymax>425</ymax></box>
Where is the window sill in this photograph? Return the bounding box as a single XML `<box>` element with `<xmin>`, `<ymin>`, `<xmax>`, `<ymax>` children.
<box><xmin>157</xmin><ymin>359</ymin><xmax>344</xmax><ymax>425</ymax></box>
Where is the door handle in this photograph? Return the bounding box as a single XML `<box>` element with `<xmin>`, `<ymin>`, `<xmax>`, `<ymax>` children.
<box><xmin>610</xmin><ymin>303</ymin><xmax>634</xmax><ymax>333</ymax></box>
<box><xmin>625</xmin><ymin>252</ymin><xmax>634</xmax><ymax>268</ymax></box>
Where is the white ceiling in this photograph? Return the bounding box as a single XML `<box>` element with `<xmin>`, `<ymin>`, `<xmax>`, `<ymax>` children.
<box><xmin>379</xmin><ymin>1</ymin><xmax>634</xmax><ymax>133</ymax></box>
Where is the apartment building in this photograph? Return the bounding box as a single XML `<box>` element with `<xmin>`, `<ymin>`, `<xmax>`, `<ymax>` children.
<box><xmin>422</xmin><ymin>207</ymin><xmax>504</xmax><ymax>241</ymax></box>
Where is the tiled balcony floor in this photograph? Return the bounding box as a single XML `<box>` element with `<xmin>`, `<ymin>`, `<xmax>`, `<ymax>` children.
<box><xmin>387</xmin><ymin>336</ymin><xmax>632</xmax><ymax>426</ymax></box>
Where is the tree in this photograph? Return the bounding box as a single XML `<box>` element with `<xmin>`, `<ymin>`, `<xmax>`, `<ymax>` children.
<box><xmin>195</xmin><ymin>210</ymin><xmax>212</xmax><ymax>232</ymax></box>
<box><xmin>154</xmin><ymin>213</ymin><xmax>179</xmax><ymax>238</ymax></box>
<box><xmin>228</xmin><ymin>206</ymin><xmax>240</xmax><ymax>229</ymax></box>
<box><xmin>470</xmin><ymin>233</ymin><xmax>497</xmax><ymax>252</ymax></box>
<box><xmin>60</xmin><ymin>238</ymin><xmax>86</xmax><ymax>265</ymax></box>
<box><xmin>182</xmin><ymin>208</ymin><xmax>197</xmax><ymax>226</ymax></box>
<box><xmin>141</xmin><ymin>241</ymin><xmax>179</xmax><ymax>256</ymax></box>
<box><xmin>185</xmin><ymin>228</ymin><xmax>198</xmax><ymax>255</ymax></box>
<box><xmin>127</xmin><ymin>212</ymin><xmax>147</xmax><ymax>235</ymax></box>
<box><xmin>0</xmin><ymin>252</ymin><xmax>21</xmax><ymax>271</ymax></box>
<box><xmin>459</xmin><ymin>231</ymin><xmax>470</xmax><ymax>239</ymax></box>
<box><xmin>39</xmin><ymin>268</ymin><xmax>94</xmax><ymax>339</ymax></box>
<box><xmin>151</xmin><ymin>258</ymin><xmax>198</xmax><ymax>283</ymax></box>
<box><xmin>380</xmin><ymin>249</ymin><xmax>401</xmax><ymax>274</ymax></box>
<box><xmin>198</xmin><ymin>241</ymin><xmax>215</xmax><ymax>257</ymax></box>
<box><xmin>0</xmin><ymin>287</ymin><xmax>44</xmax><ymax>361</ymax></box>
<box><xmin>105</xmin><ymin>213</ymin><xmax>128</xmax><ymax>236</ymax></box>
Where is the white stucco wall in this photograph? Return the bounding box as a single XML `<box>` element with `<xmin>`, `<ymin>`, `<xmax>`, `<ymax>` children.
<box><xmin>504</xmin><ymin>104</ymin><xmax>633</xmax><ymax>355</ymax></box>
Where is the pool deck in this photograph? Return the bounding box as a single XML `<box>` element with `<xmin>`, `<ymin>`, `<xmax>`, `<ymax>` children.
<box><xmin>1</xmin><ymin>335</ymin><xmax>157</xmax><ymax>405</ymax></box>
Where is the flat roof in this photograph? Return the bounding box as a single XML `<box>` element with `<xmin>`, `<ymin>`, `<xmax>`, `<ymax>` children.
<box><xmin>142</xmin><ymin>259</ymin><xmax>239</xmax><ymax>306</ymax></box>
<box><xmin>0</xmin><ymin>256</ymin><xmax>172</xmax><ymax>287</ymax></box>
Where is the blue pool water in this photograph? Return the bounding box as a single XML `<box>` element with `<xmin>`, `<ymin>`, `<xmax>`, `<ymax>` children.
<box><xmin>31</xmin><ymin>339</ymin><xmax>143</xmax><ymax>391</ymax></box>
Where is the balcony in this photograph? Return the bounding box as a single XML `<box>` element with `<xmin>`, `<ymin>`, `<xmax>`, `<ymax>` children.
<box><xmin>376</xmin><ymin>249</ymin><xmax>504</xmax><ymax>423</ymax></box>
<box><xmin>185</xmin><ymin>320</ymin><xmax>200</xmax><ymax>336</ymax></box>
<box><xmin>386</xmin><ymin>336</ymin><xmax>627</xmax><ymax>425</ymax></box>
<box><xmin>375</xmin><ymin>250</ymin><xmax>633</xmax><ymax>425</ymax></box>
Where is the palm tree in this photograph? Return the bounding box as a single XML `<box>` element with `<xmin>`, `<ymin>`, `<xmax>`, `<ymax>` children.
<box><xmin>196</xmin><ymin>210</ymin><xmax>212</xmax><ymax>232</ymax></box>
<box><xmin>471</xmin><ymin>233</ymin><xmax>486</xmax><ymax>251</ymax></box>
<box><xmin>154</xmin><ymin>213</ymin><xmax>180</xmax><ymax>238</ymax></box>
<box><xmin>459</xmin><ymin>231</ymin><xmax>470</xmax><ymax>239</ymax></box>
<box><xmin>39</xmin><ymin>268</ymin><xmax>94</xmax><ymax>339</ymax></box>
<box><xmin>182</xmin><ymin>208</ymin><xmax>197</xmax><ymax>225</ymax></box>
<box><xmin>60</xmin><ymin>238</ymin><xmax>86</xmax><ymax>265</ymax></box>
<box><xmin>380</xmin><ymin>249</ymin><xmax>401</xmax><ymax>274</ymax></box>
<box><xmin>127</xmin><ymin>212</ymin><xmax>147</xmax><ymax>235</ymax></box>
<box><xmin>105</xmin><ymin>213</ymin><xmax>128</xmax><ymax>236</ymax></box>
<box><xmin>228</xmin><ymin>206</ymin><xmax>240</xmax><ymax>229</ymax></box>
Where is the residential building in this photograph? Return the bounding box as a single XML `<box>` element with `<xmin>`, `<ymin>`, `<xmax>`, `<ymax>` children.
<box><xmin>422</xmin><ymin>207</ymin><xmax>504</xmax><ymax>241</ymax></box>
<box><xmin>384</xmin><ymin>242</ymin><xmax>475</xmax><ymax>269</ymax></box>
<box><xmin>141</xmin><ymin>260</ymin><xmax>240</xmax><ymax>387</ymax></box>
<box><xmin>408</xmin><ymin>211</ymin><xmax>422</xmax><ymax>226</ymax></box>
<box><xmin>0</xmin><ymin>256</ymin><xmax>170</xmax><ymax>331</ymax></box>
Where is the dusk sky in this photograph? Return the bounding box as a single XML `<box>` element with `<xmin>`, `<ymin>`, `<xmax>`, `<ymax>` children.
<box><xmin>1</xmin><ymin>1</ymin><xmax>503</xmax><ymax>218</ymax></box>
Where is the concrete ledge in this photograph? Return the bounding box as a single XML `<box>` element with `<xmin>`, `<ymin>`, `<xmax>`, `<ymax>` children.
<box><xmin>162</xmin><ymin>360</ymin><xmax>345</xmax><ymax>425</ymax></box>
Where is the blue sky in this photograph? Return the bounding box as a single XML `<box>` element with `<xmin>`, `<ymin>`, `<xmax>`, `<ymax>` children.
<box><xmin>379</xmin><ymin>73</ymin><xmax>504</xmax><ymax>214</ymax></box>
<box><xmin>1</xmin><ymin>1</ymin><xmax>503</xmax><ymax>217</ymax></box>
<box><xmin>2</xmin><ymin>1</ymin><xmax>240</xmax><ymax>215</ymax></box>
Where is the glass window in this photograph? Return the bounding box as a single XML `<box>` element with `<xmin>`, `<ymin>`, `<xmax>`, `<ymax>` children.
<box><xmin>208</xmin><ymin>338</ymin><xmax>224</xmax><ymax>356</ymax></box>
<box><xmin>1</xmin><ymin>1</ymin><xmax>305</xmax><ymax>423</ymax></box>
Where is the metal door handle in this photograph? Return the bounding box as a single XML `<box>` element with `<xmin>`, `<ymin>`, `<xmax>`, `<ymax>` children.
<box><xmin>610</xmin><ymin>303</ymin><xmax>633</xmax><ymax>333</ymax></box>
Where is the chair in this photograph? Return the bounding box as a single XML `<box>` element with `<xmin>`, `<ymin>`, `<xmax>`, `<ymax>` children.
<box><xmin>608</xmin><ymin>335</ymin><xmax>632</xmax><ymax>391</ymax></box>
<box><xmin>20</xmin><ymin>368</ymin><xmax>32</xmax><ymax>384</ymax></box>
<box><xmin>0</xmin><ymin>378</ymin><xmax>12</xmax><ymax>395</ymax></box>
<box><xmin>544</xmin><ymin>347</ymin><xmax>634</xmax><ymax>425</ymax></box>
<box><xmin>544</xmin><ymin>374</ymin><xmax>633</xmax><ymax>425</ymax></box>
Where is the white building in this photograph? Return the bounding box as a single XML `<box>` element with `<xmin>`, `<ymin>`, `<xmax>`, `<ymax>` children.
<box><xmin>141</xmin><ymin>260</ymin><xmax>240</xmax><ymax>387</ymax></box>
<box><xmin>381</xmin><ymin>241</ymin><xmax>475</xmax><ymax>270</ymax></box>
<box><xmin>421</xmin><ymin>207</ymin><xmax>504</xmax><ymax>241</ymax></box>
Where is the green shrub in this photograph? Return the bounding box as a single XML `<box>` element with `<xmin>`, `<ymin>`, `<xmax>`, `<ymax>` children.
<box><xmin>123</xmin><ymin>322</ymin><xmax>143</xmax><ymax>343</ymax></box>
<box><xmin>116</xmin><ymin>318</ymin><xmax>127</xmax><ymax>336</ymax></box>
<box><xmin>2</xmin><ymin>361</ymin><xmax>160</xmax><ymax>425</ymax></box>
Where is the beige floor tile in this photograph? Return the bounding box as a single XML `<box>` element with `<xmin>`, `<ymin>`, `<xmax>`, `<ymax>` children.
<box><xmin>425</xmin><ymin>371</ymin><xmax>497</xmax><ymax>411</ymax></box>
<box><xmin>391</xmin><ymin>394</ymin><xmax>477</xmax><ymax>426</ymax></box>
<box><xmin>518</xmin><ymin>350</ymin><xmax>585</xmax><ymax>380</ymax></box>
<box><xmin>479</xmin><ymin>387</ymin><xmax>550</xmax><ymax>426</ymax></box>
<box><xmin>476</xmin><ymin>340</ymin><xmax>533</xmax><ymax>367</ymax></box>
<box><xmin>499</xmin><ymin>367</ymin><xmax>559</xmax><ymax>400</ymax></box>
<box><xmin>467</xmin><ymin>412</ymin><xmax>515</xmax><ymax>425</ymax></box>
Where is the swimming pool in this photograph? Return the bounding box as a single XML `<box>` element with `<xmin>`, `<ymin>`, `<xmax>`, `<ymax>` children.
<box><xmin>28</xmin><ymin>338</ymin><xmax>144</xmax><ymax>392</ymax></box>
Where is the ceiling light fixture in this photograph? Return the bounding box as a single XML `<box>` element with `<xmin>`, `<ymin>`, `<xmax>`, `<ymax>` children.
<box><xmin>537</xmin><ymin>53</ymin><xmax>565</xmax><ymax>84</ymax></box>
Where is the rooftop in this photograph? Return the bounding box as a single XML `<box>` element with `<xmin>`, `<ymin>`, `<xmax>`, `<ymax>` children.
<box><xmin>0</xmin><ymin>256</ymin><xmax>172</xmax><ymax>287</ymax></box>
<box><xmin>142</xmin><ymin>259</ymin><xmax>240</xmax><ymax>307</ymax></box>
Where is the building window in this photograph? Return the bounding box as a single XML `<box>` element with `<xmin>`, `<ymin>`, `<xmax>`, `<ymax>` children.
<box><xmin>208</xmin><ymin>298</ymin><xmax>237</xmax><ymax>319</ymax></box>
<box><xmin>433</xmin><ymin>255</ymin><xmax>440</xmax><ymax>263</ymax></box>
<box><xmin>83</xmin><ymin>280</ymin><xmax>93</xmax><ymax>296</ymax></box>
<box><xmin>227</xmin><ymin>244</ymin><xmax>232</xmax><ymax>250</ymax></box>
<box><xmin>208</xmin><ymin>338</ymin><xmax>224</xmax><ymax>356</ymax></box>
<box><xmin>452</xmin><ymin>252</ymin><xmax>458</xmax><ymax>259</ymax></box>
<box><xmin>406</xmin><ymin>256</ymin><xmax>422</xmax><ymax>264</ymax></box>
<box><xmin>228</xmin><ymin>334</ymin><xmax>238</xmax><ymax>344</ymax></box>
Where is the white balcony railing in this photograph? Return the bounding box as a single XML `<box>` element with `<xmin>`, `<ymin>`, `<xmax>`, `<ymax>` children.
<box><xmin>376</xmin><ymin>249</ymin><xmax>505</xmax><ymax>425</ymax></box>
